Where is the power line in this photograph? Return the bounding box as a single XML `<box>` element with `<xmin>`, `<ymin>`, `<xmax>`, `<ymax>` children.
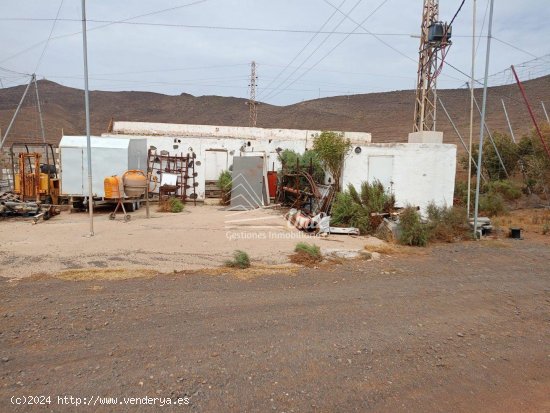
<box><xmin>493</xmin><ymin>37</ymin><xmax>550</xmax><ymax>61</ymax></box>
<box><xmin>261</xmin><ymin>0</ymin><xmax>366</xmax><ymax>101</ymax></box>
<box><xmin>323</xmin><ymin>0</ymin><xmax>416</xmax><ymax>64</ymax></box>
<box><xmin>0</xmin><ymin>0</ymin><xmax>213</xmax><ymax>64</ymax></box>
<box><xmin>0</xmin><ymin>65</ymin><xmax>31</xmax><ymax>76</ymax></box>
<box><xmin>266</xmin><ymin>0</ymin><xmax>391</xmax><ymax>101</ymax></box>
<box><xmin>258</xmin><ymin>0</ymin><xmax>347</xmax><ymax>99</ymax></box>
<box><xmin>34</xmin><ymin>0</ymin><xmax>64</xmax><ymax>72</ymax></box>
<box><xmin>0</xmin><ymin>17</ymin><xmax>419</xmax><ymax>36</ymax></box>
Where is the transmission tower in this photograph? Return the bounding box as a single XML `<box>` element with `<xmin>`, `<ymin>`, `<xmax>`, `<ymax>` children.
<box><xmin>248</xmin><ymin>61</ymin><xmax>258</xmax><ymax>127</ymax></box>
<box><xmin>413</xmin><ymin>0</ymin><xmax>452</xmax><ymax>132</ymax></box>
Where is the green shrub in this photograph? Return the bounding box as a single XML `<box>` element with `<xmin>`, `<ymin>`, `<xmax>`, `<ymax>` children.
<box><xmin>454</xmin><ymin>180</ymin><xmax>475</xmax><ymax>206</ymax></box>
<box><xmin>331</xmin><ymin>192</ymin><xmax>371</xmax><ymax>234</ymax></box>
<box><xmin>330</xmin><ymin>181</ymin><xmax>395</xmax><ymax>235</ymax></box>
<box><xmin>479</xmin><ymin>192</ymin><xmax>506</xmax><ymax>216</ymax></box>
<box><xmin>225</xmin><ymin>250</ymin><xmax>250</xmax><ymax>269</ymax></box>
<box><xmin>290</xmin><ymin>242</ymin><xmax>322</xmax><ymax>265</ymax></box>
<box><xmin>218</xmin><ymin>170</ymin><xmax>232</xmax><ymax>205</ymax></box>
<box><xmin>399</xmin><ymin>206</ymin><xmax>428</xmax><ymax>247</ymax></box>
<box><xmin>462</xmin><ymin>132</ymin><xmax>520</xmax><ymax>180</ymax></box>
<box><xmin>278</xmin><ymin>149</ymin><xmax>325</xmax><ymax>183</ymax></box>
<box><xmin>483</xmin><ymin>180</ymin><xmax>522</xmax><ymax>201</ymax></box>
<box><xmin>517</xmin><ymin>125</ymin><xmax>550</xmax><ymax>194</ymax></box>
<box><xmin>170</xmin><ymin>197</ymin><xmax>184</xmax><ymax>213</ymax></box>
<box><xmin>160</xmin><ymin>197</ymin><xmax>185</xmax><ymax>213</ymax></box>
<box><xmin>312</xmin><ymin>131</ymin><xmax>352</xmax><ymax>191</ymax></box>
<box><xmin>218</xmin><ymin>170</ymin><xmax>232</xmax><ymax>191</ymax></box>
<box><xmin>426</xmin><ymin>203</ymin><xmax>469</xmax><ymax>242</ymax></box>
<box><xmin>294</xmin><ymin>242</ymin><xmax>321</xmax><ymax>259</ymax></box>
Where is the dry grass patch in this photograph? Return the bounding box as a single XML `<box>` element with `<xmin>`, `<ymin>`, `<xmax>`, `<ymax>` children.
<box><xmin>290</xmin><ymin>242</ymin><xmax>323</xmax><ymax>266</ymax></box>
<box><xmin>55</xmin><ymin>268</ymin><xmax>158</xmax><ymax>281</ymax></box>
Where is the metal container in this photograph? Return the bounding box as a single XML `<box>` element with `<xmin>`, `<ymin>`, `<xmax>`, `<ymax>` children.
<box><xmin>104</xmin><ymin>176</ymin><xmax>123</xmax><ymax>199</ymax></box>
<box><xmin>59</xmin><ymin>136</ymin><xmax>147</xmax><ymax>197</ymax></box>
<box><xmin>123</xmin><ymin>170</ymin><xmax>147</xmax><ymax>198</ymax></box>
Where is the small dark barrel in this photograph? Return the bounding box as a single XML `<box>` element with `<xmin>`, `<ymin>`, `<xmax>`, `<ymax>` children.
<box><xmin>40</xmin><ymin>164</ymin><xmax>57</xmax><ymax>175</ymax></box>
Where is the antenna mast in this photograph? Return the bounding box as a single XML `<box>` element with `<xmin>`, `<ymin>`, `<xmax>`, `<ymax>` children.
<box><xmin>413</xmin><ymin>0</ymin><xmax>452</xmax><ymax>132</ymax></box>
<box><xmin>248</xmin><ymin>61</ymin><xmax>258</xmax><ymax>127</ymax></box>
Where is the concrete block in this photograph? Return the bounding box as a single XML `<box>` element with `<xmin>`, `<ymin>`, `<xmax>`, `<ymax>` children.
<box><xmin>408</xmin><ymin>131</ymin><xmax>444</xmax><ymax>144</ymax></box>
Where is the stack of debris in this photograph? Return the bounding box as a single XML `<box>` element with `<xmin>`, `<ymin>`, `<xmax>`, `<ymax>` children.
<box><xmin>0</xmin><ymin>191</ymin><xmax>59</xmax><ymax>223</ymax></box>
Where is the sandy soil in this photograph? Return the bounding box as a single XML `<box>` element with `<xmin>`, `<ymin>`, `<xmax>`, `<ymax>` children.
<box><xmin>0</xmin><ymin>238</ymin><xmax>548</xmax><ymax>412</ymax></box>
<box><xmin>0</xmin><ymin>205</ymin><xmax>380</xmax><ymax>279</ymax></box>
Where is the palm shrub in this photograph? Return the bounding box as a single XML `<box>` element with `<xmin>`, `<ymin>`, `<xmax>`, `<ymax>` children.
<box><xmin>331</xmin><ymin>180</ymin><xmax>395</xmax><ymax>234</ymax></box>
<box><xmin>218</xmin><ymin>170</ymin><xmax>232</xmax><ymax>205</ymax></box>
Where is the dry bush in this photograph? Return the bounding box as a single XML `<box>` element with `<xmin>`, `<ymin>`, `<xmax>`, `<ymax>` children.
<box><xmin>426</xmin><ymin>203</ymin><xmax>470</xmax><ymax>242</ymax></box>
<box><xmin>290</xmin><ymin>242</ymin><xmax>322</xmax><ymax>266</ymax></box>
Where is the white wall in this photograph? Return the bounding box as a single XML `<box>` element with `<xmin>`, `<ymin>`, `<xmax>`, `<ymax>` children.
<box><xmin>342</xmin><ymin>143</ymin><xmax>457</xmax><ymax>212</ymax></box>
<box><xmin>111</xmin><ymin>121</ymin><xmax>372</xmax><ymax>145</ymax></box>
<box><xmin>103</xmin><ymin>134</ymin><xmax>309</xmax><ymax>200</ymax></box>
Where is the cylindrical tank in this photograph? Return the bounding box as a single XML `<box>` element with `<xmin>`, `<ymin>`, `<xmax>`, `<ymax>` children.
<box><xmin>104</xmin><ymin>175</ymin><xmax>123</xmax><ymax>199</ymax></box>
<box><xmin>267</xmin><ymin>171</ymin><xmax>278</xmax><ymax>199</ymax></box>
<box><xmin>39</xmin><ymin>173</ymin><xmax>49</xmax><ymax>193</ymax></box>
<box><xmin>14</xmin><ymin>173</ymin><xmax>21</xmax><ymax>193</ymax></box>
<box><xmin>123</xmin><ymin>170</ymin><xmax>147</xmax><ymax>198</ymax></box>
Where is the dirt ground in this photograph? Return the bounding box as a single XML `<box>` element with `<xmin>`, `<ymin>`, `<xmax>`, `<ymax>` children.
<box><xmin>1</xmin><ymin>233</ymin><xmax>549</xmax><ymax>412</ymax></box>
<box><xmin>0</xmin><ymin>205</ymin><xmax>378</xmax><ymax>279</ymax></box>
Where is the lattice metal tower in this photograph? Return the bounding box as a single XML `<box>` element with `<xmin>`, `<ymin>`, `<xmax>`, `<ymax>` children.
<box><xmin>413</xmin><ymin>0</ymin><xmax>451</xmax><ymax>132</ymax></box>
<box><xmin>248</xmin><ymin>61</ymin><xmax>258</xmax><ymax>127</ymax></box>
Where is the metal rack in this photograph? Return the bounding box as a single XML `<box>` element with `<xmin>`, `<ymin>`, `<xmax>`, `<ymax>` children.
<box><xmin>146</xmin><ymin>149</ymin><xmax>197</xmax><ymax>205</ymax></box>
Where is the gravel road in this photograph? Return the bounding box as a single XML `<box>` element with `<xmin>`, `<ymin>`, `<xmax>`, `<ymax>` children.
<box><xmin>1</xmin><ymin>238</ymin><xmax>549</xmax><ymax>412</ymax></box>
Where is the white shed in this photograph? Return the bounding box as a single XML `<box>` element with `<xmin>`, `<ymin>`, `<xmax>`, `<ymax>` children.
<box><xmin>59</xmin><ymin>136</ymin><xmax>147</xmax><ymax>197</ymax></box>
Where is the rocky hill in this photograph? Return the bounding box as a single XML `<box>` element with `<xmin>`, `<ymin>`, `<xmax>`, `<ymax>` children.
<box><xmin>1</xmin><ymin>76</ymin><xmax>549</xmax><ymax>151</ymax></box>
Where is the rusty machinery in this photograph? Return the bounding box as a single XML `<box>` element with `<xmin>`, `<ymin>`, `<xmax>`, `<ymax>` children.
<box><xmin>0</xmin><ymin>143</ymin><xmax>60</xmax><ymax>221</ymax></box>
<box><xmin>277</xmin><ymin>157</ymin><xmax>334</xmax><ymax>215</ymax></box>
<box><xmin>10</xmin><ymin>142</ymin><xmax>59</xmax><ymax>204</ymax></box>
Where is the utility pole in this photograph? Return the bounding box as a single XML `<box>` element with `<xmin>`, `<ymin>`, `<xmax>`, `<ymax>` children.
<box><xmin>413</xmin><ymin>0</ymin><xmax>451</xmax><ymax>132</ymax></box>
<box><xmin>541</xmin><ymin>101</ymin><xmax>550</xmax><ymax>124</ymax></box>
<box><xmin>467</xmin><ymin>0</ymin><xmax>476</xmax><ymax>217</ymax></box>
<box><xmin>0</xmin><ymin>75</ymin><xmax>33</xmax><ymax>150</ymax></box>
<box><xmin>473</xmin><ymin>0</ymin><xmax>495</xmax><ymax>239</ymax></box>
<box><xmin>81</xmin><ymin>0</ymin><xmax>94</xmax><ymax>236</ymax></box>
<box><xmin>501</xmin><ymin>99</ymin><xmax>516</xmax><ymax>143</ymax></box>
<box><xmin>33</xmin><ymin>74</ymin><xmax>46</xmax><ymax>144</ymax></box>
<box><xmin>248</xmin><ymin>61</ymin><xmax>258</xmax><ymax>127</ymax></box>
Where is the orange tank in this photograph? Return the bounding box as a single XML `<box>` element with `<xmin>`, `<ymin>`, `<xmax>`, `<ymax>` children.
<box><xmin>104</xmin><ymin>175</ymin><xmax>123</xmax><ymax>199</ymax></box>
<box><xmin>122</xmin><ymin>170</ymin><xmax>147</xmax><ymax>198</ymax></box>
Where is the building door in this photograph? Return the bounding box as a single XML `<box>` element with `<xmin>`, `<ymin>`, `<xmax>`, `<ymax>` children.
<box><xmin>229</xmin><ymin>156</ymin><xmax>265</xmax><ymax>210</ymax></box>
<box><xmin>205</xmin><ymin>150</ymin><xmax>228</xmax><ymax>181</ymax></box>
<box><xmin>204</xmin><ymin>150</ymin><xmax>228</xmax><ymax>198</ymax></box>
<box><xmin>368</xmin><ymin>156</ymin><xmax>394</xmax><ymax>194</ymax></box>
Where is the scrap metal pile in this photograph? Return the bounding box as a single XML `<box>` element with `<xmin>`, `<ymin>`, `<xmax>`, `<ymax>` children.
<box><xmin>0</xmin><ymin>191</ymin><xmax>59</xmax><ymax>223</ymax></box>
<box><xmin>277</xmin><ymin>158</ymin><xmax>359</xmax><ymax>236</ymax></box>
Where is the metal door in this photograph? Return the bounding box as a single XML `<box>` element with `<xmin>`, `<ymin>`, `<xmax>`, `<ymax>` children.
<box><xmin>229</xmin><ymin>156</ymin><xmax>264</xmax><ymax>210</ymax></box>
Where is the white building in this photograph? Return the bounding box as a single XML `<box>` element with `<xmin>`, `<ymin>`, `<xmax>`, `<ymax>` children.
<box><xmin>96</xmin><ymin>121</ymin><xmax>456</xmax><ymax>211</ymax></box>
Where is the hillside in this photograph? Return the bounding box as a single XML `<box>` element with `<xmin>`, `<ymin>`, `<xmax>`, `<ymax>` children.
<box><xmin>1</xmin><ymin>75</ymin><xmax>549</xmax><ymax>151</ymax></box>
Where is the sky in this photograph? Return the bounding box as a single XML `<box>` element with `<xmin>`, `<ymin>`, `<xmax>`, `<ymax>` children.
<box><xmin>0</xmin><ymin>0</ymin><xmax>549</xmax><ymax>106</ymax></box>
